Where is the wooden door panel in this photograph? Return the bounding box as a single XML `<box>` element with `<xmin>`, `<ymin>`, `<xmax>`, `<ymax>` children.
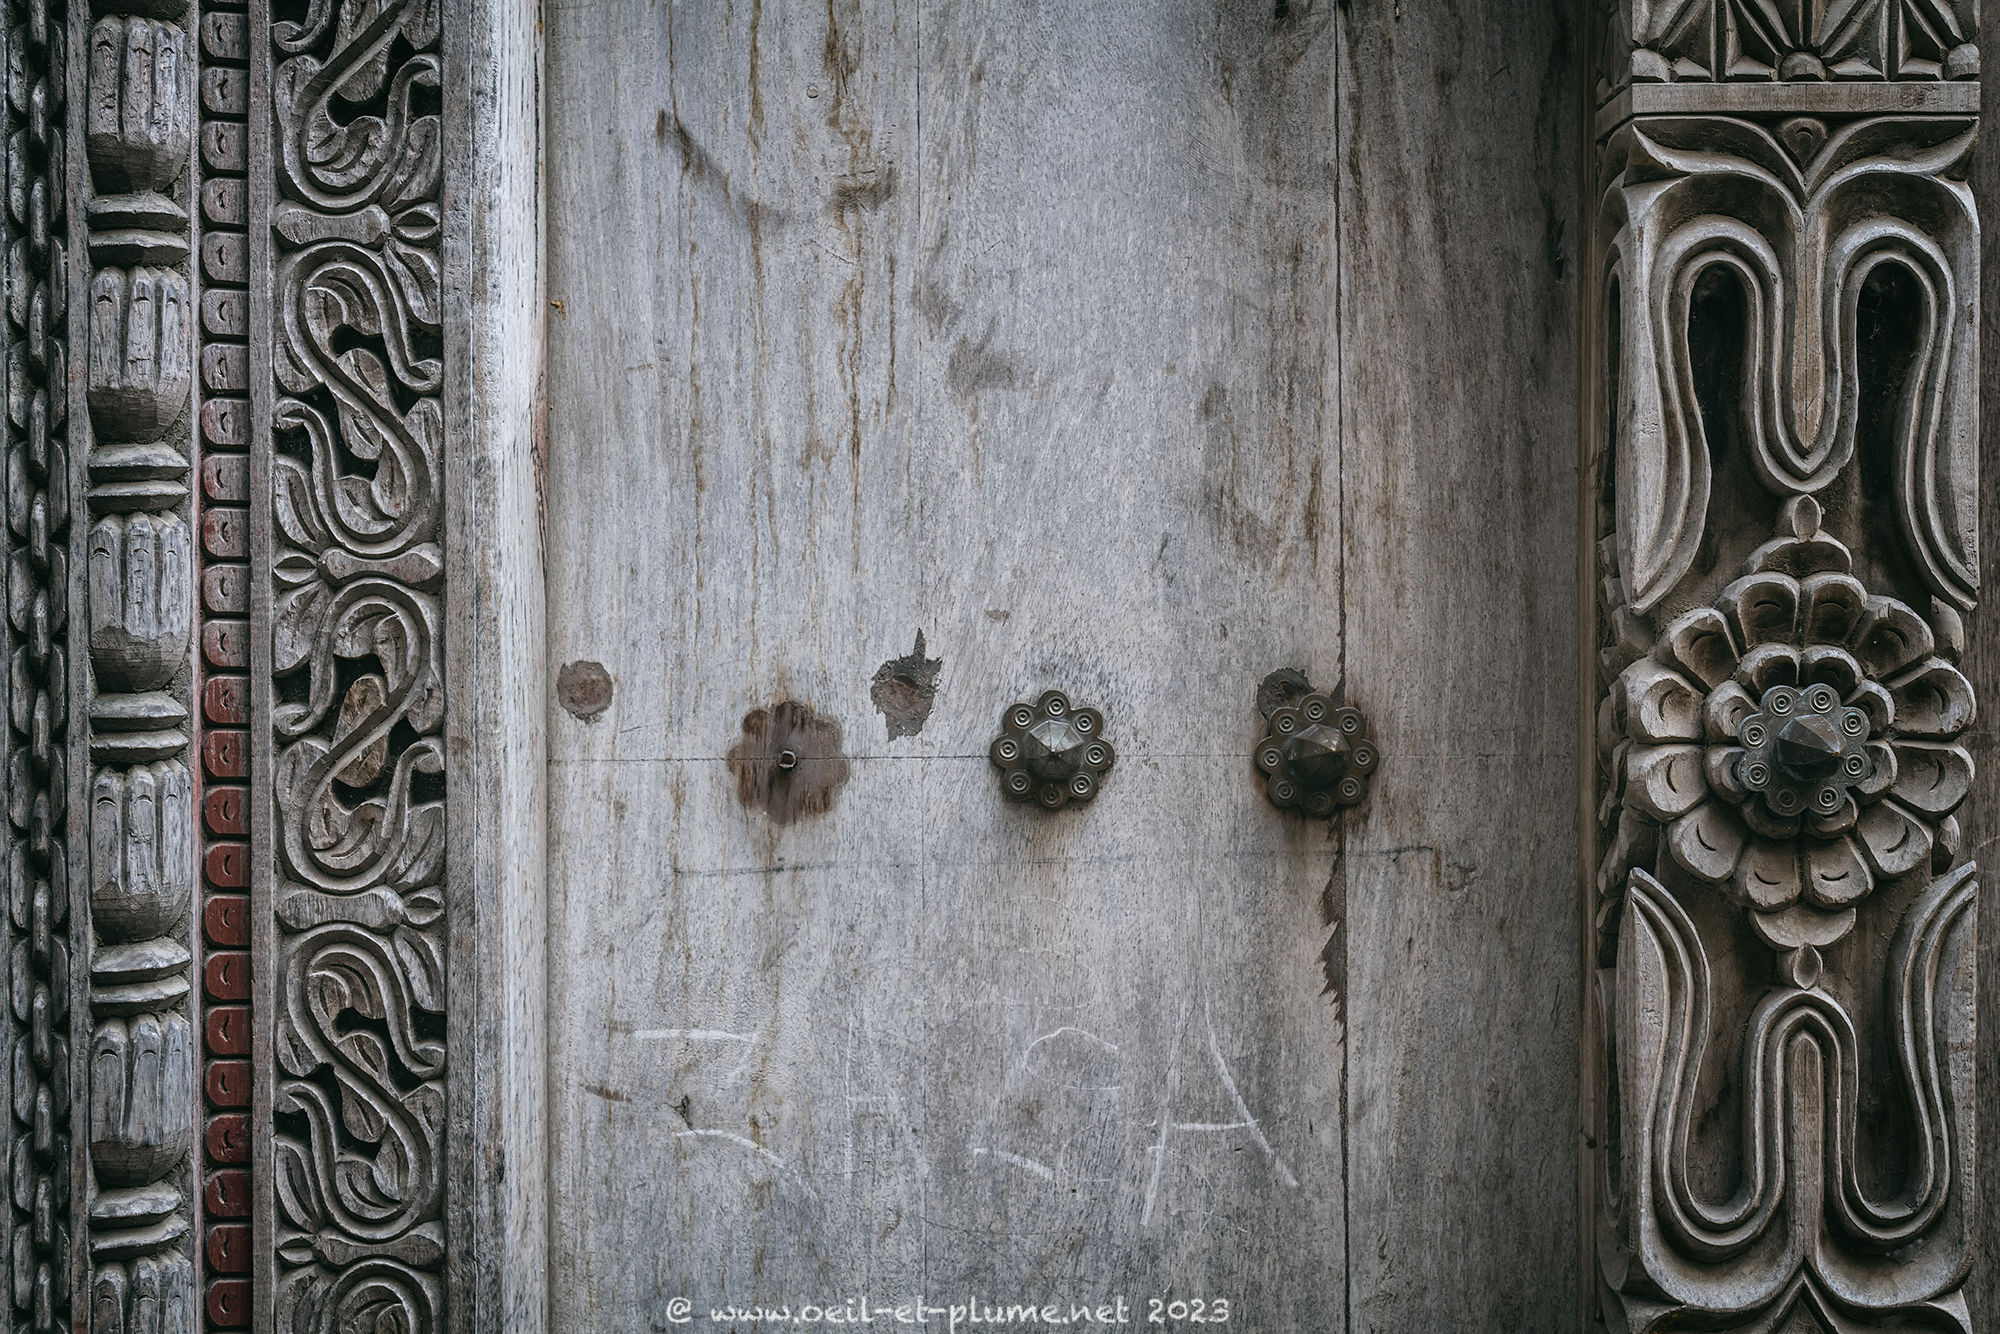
<box><xmin>1336</xmin><ymin>9</ymin><xmax>1582</xmax><ymax>1331</ymax></box>
<box><xmin>543</xmin><ymin>2</ymin><xmax>1574</xmax><ymax>1330</ymax></box>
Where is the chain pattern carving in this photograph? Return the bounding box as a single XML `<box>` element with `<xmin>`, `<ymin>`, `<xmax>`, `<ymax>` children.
<box><xmin>5</xmin><ymin>0</ymin><xmax>72</xmax><ymax>1328</ymax></box>
<box><xmin>267</xmin><ymin>0</ymin><xmax>446</xmax><ymax>1327</ymax></box>
<box><xmin>1590</xmin><ymin>30</ymin><xmax>1982</xmax><ymax>1332</ymax></box>
<box><xmin>74</xmin><ymin>0</ymin><xmax>201</xmax><ymax>1319</ymax></box>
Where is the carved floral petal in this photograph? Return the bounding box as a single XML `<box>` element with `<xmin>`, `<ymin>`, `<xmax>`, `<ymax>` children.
<box><xmin>1849</xmin><ymin>680</ymin><xmax>1895</xmax><ymax>735</ymax></box>
<box><xmin>1798</xmin><ymin>645</ymin><xmax>1861</xmax><ymax>697</ymax></box>
<box><xmin>1703</xmin><ymin>745</ymin><xmax>1748</xmax><ymax>802</ymax></box>
<box><xmin>1719</xmin><ymin>572</ymin><xmax>1800</xmax><ymax>648</ymax></box>
<box><xmin>1799</xmin><ymin>573</ymin><xmax>1868</xmax><ymax>645</ymax></box>
<box><xmin>1802</xmin><ymin>835</ymin><xmax>1873</xmax><ymax>908</ymax></box>
<box><xmin>1750</xmin><ymin>903</ymin><xmax>1857</xmax><ymax>951</ymax></box>
<box><xmin>1658</xmin><ymin>607</ymin><xmax>1739</xmax><ymax>690</ymax></box>
<box><xmin>1805</xmin><ymin>794</ymin><xmax>1858</xmax><ymax>838</ymax></box>
<box><xmin>1703</xmin><ymin>680</ymin><xmax>1758</xmax><ymax>742</ymax></box>
<box><xmin>1887</xmin><ymin>741</ymin><xmax>1974</xmax><ymax>816</ymax></box>
<box><xmin>1744</xmin><ymin>798</ymin><xmax>1802</xmax><ymax>842</ymax></box>
<box><xmin>1851</xmin><ymin>596</ymin><xmax>1934</xmax><ymax>678</ymax></box>
<box><xmin>1887</xmin><ymin>658</ymin><xmax>1975</xmax><ymax>739</ymax></box>
<box><xmin>1737</xmin><ymin>643</ymin><xmax>1801</xmax><ymax>694</ymax></box>
<box><xmin>1857</xmin><ymin>741</ymin><xmax>1897</xmax><ymax>799</ymax></box>
<box><xmin>1855</xmin><ymin>799</ymin><xmax>1933</xmax><ymax>876</ymax></box>
<box><xmin>1616</xmin><ymin>660</ymin><xmax>1702</xmax><ymax>743</ymax></box>
<box><xmin>1735</xmin><ymin>837</ymin><xmax>1800</xmax><ymax>911</ymax></box>
<box><xmin>1668</xmin><ymin>800</ymin><xmax>1746</xmax><ymax>884</ymax></box>
<box><xmin>1624</xmin><ymin>745</ymin><xmax>1708</xmax><ymax>819</ymax></box>
<box><xmin>1597</xmin><ymin>809</ymin><xmax>1658</xmax><ymax>899</ymax></box>
<box><xmin>1741</xmin><ymin>532</ymin><xmax>1853</xmax><ymax>580</ymax></box>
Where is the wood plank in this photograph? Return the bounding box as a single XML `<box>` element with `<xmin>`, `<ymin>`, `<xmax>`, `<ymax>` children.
<box><xmin>906</xmin><ymin>3</ymin><xmax>1344</xmax><ymax>1317</ymax></box>
<box><xmin>441</xmin><ymin>0</ymin><xmax>549</xmax><ymax>1328</ymax></box>
<box><xmin>1334</xmin><ymin>5</ymin><xmax>1583</xmax><ymax>1330</ymax></box>
<box><xmin>543</xmin><ymin>1</ymin><xmax>1346</xmax><ymax>1326</ymax></box>
<box><xmin>542</xmin><ymin>0</ymin><xmax>930</xmax><ymax>1322</ymax></box>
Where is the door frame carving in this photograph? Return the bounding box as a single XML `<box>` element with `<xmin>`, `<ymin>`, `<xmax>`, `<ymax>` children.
<box><xmin>1584</xmin><ymin>4</ymin><xmax>1985</xmax><ymax>1329</ymax></box>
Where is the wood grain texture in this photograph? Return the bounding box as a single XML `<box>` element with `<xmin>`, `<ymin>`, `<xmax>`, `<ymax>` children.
<box><xmin>1335</xmin><ymin>5</ymin><xmax>1581</xmax><ymax>1331</ymax></box>
<box><xmin>442</xmin><ymin>0</ymin><xmax>549</xmax><ymax>1329</ymax></box>
<box><xmin>1968</xmin><ymin>60</ymin><xmax>1999</xmax><ymax>1334</ymax></box>
<box><xmin>541</xmin><ymin>1</ymin><xmax>1575</xmax><ymax>1328</ymax></box>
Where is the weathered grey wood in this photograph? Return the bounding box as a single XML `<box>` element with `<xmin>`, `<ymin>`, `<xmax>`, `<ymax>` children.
<box><xmin>542</xmin><ymin>2</ymin><xmax>1583</xmax><ymax>1328</ymax></box>
<box><xmin>1969</xmin><ymin>56</ymin><xmax>2000</xmax><ymax>1334</ymax></box>
<box><xmin>1588</xmin><ymin>5</ymin><xmax>1985</xmax><ymax>1332</ymax></box>
<box><xmin>1335</xmin><ymin>6</ymin><xmax>1582</xmax><ymax>1332</ymax></box>
<box><xmin>441</xmin><ymin>0</ymin><xmax>548</xmax><ymax>1329</ymax></box>
<box><xmin>543</xmin><ymin>1</ymin><xmax>1349</xmax><ymax>1325</ymax></box>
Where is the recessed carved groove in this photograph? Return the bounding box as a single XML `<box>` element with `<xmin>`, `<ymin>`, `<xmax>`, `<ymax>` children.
<box><xmin>1590</xmin><ymin>15</ymin><xmax>1983</xmax><ymax>1330</ymax></box>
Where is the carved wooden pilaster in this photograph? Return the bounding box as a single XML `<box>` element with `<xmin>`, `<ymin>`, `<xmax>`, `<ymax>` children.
<box><xmin>1588</xmin><ymin>5</ymin><xmax>1983</xmax><ymax>1331</ymax></box>
<box><xmin>69</xmin><ymin>0</ymin><xmax>201</xmax><ymax>1321</ymax></box>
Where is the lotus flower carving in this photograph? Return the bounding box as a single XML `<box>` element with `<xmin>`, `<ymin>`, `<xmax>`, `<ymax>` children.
<box><xmin>1608</xmin><ymin>498</ymin><xmax>1973</xmax><ymax>952</ymax></box>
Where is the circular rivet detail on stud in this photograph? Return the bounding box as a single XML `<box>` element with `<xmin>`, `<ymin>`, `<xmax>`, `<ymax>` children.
<box><xmin>1253</xmin><ymin>676</ymin><xmax>1377</xmax><ymax>819</ymax></box>
<box><xmin>991</xmin><ymin>689</ymin><xmax>1116</xmax><ymax>810</ymax></box>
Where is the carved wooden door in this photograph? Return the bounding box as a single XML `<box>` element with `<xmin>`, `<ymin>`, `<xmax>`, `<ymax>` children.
<box><xmin>539</xmin><ymin>5</ymin><xmax>1580</xmax><ymax>1331</ymax></box>
<box><xmin>5</xmin><ymin>0</ymin><xmax>1988</xmax><ymax>1329</ymax></box>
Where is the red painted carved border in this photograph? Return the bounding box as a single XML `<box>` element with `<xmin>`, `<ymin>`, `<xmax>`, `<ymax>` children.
<box><xmin>195</xmin><ymin>0</ymin><xmax>252</xmax><ymax>1323</ymax></box>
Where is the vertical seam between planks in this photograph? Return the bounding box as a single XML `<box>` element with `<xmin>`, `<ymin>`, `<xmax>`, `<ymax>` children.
<box><xmin>913</xmin><ymin>0</ymin><xmax>930</xmax><ymax>1300</ymax></box>
<box><xmin>1331</xmin><ymin>3</ymin><xmax>1351</xmax><ymax>1331</ymax></box>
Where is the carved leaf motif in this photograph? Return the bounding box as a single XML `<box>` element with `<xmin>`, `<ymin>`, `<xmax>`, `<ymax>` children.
<box><xmin>333</xmin><ymin>675</ymin><xmax>389</xmax><ymax>787</ymax></box>
<box><xmin>391</xmin><ymin>926</ymin><xmax>442</xmax><ymax>1013</ymax></box>
<box><xmin>271</xmin><ymin>3</ymin><xmax>449</xmax><ymax>1311</ymax></box>
<box><xmin>379</xmin><ymin>238</ymin><xmax>439</xmax><ymax>328</ymax></box>
<box><xmin>1616</xmin><ymin>866</ymin><xmax>1977</xmax><ymax>1315</ymax></box>
<box><xmin>1606</xmin><ymin>116</ymin><xmax>1979</xmax><ymax>608</ymax></box>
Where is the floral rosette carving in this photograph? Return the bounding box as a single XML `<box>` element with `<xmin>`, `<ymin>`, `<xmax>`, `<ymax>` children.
<box><xmin>1605</xmin><ymin>497</ymin><xmax>1973</xmax><ymax>955</ymax></box>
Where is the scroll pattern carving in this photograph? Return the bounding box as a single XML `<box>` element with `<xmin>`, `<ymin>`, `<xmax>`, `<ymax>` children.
<box><xmin>76</xmin><ymin>0</ymin><xmax>200</xmax><ymax>1317</ymax></box>
<box><xmin>1590</xmin><ymin>53</ymin><xmax>1982</xmax><ymax>1334</ymax></box>
<box><xmin>267</xmin><ymin>1</ymin><xmax>447</xmax><ymax>1328</ymax></box>
<box><xmin>6</xmin><ymin>1</ymin><xmax>73</xmax><ymax>1329</ymax></box>
<box><xmin>196</xmin><ymin>0</ymin><xmax>251</xmax><ymax>1325</ymax></box>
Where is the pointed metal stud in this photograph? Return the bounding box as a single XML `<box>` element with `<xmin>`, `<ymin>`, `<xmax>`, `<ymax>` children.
<box><xmin>990</xmin><ymin>689</ymin><xmax>1114</xmax><ymax>809</ymax></box>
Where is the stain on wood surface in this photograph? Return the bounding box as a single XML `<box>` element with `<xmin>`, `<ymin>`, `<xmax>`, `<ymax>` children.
<box><xmin>870</xmin><ymin>630</ymin><xmax>942</xmax><ymax>739</ymax></box>
<box><xmin>726</xmin><ymin>700</ymin><xmax>850</xmax><ymax>824</ymax></box>
<box><xmin>556</xmin><ymin>660</ymin><xmax>614</xmax><ymax>721</ymax></box>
